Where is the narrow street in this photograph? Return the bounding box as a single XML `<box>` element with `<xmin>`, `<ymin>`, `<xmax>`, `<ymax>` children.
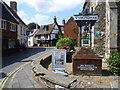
<box><xmin>0</xmin><ymin>47</ymin><xmax>54</xmax><ymax>88</ymax></box>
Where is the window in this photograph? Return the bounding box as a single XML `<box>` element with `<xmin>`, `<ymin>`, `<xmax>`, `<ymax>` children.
<box><xmin>23</xmin><ymin>28</ymin><xmax>26</xmax><ymax>35</ymax></box>
<box><xmin>1</xmin><ymin>20</ymin><xmax>6</xmax><ymax>30</ymax></box>
<box><xmin>44</xmin><ymin>26</ymin><xmax>48</xmax><ymax>31</ymax></box>
<box><xmin>20</xmin><ymin>26</ymin><xmax>22</xmax><ymax>35</ymax></box>
<box><xmin>44</xmin><ymin>34</ymin><xmax>48</xmax><ymax>39</ymax></box>
<box><xmin>29</xmin><ymin>41</ymin><xmax>31</xmax><ymax>45</ymax></box>
<box><xmin>8</xmin><ymin>39</ymin><xmax>15</xmax><ymax>48</ymax></box>
<box><xmin>74</xmin><ymin>28</ymin><xmax>77</xmax><ymax>33</ymax></box>
<box><xmin>10</xmin><ymin>23</ymin><xmax>16</xmax><ymax>32</ymax></box>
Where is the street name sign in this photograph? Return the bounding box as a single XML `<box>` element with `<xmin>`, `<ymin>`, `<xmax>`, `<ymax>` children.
<box><xmin>73</xmin><ymin>15</ymin><xmax>98</xmax><ymax>21</ymax></box>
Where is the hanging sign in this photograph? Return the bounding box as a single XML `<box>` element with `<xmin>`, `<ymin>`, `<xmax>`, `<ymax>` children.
<box><xmin>52</xmin><ymin>49</ymin><xmax>66</xmax><ymax>70</ymax></box>
<box><xmin>73</xmin><ymin>15</ymin><xmax>98</xmax><ymax>21</ymax></box>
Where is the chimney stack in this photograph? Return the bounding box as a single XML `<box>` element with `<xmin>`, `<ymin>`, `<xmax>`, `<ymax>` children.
<box><xmin>54</xmin><ymin>16</ymin><xmax>57</xmax><ymax>24</ymax></box>
<box><xmin>62</xmin><ymin>19</ymin><xmax>65</xmax><ymax>25</ymax></box>
<box><xmin>10</xmin><ymin>1</ymin><xmax>17</xmax><ymax>13</ymax></box>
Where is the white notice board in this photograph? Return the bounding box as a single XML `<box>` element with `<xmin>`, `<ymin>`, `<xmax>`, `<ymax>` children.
<box><xmin>52</xmin><ymin>49</ymin><xmax>66</xmax><ymax>70</ymax></box>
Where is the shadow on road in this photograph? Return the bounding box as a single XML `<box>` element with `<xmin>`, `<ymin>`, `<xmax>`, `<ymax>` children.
<box><xmin>0</xmin><ymin>72</ymin><xmax>7</xmax><ymax>79</ymax></box>
<box><xmin>2</xmin><ymin>47</ymin><xmax>51</xmax><ymax>68</ymax></box>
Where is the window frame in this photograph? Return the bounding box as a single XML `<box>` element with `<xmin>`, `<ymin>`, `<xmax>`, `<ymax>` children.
<box><xmin>1</xmin><ymin>20</ymin><xmax>7</xmax><ymax>30</ymax></box>
<box><xmin>10</xmin><ymin>23</ymin><xmax>17</xmax><ymax>32</ymax></box>
<box><xmin>20</xmin><ymin>26</ymin><xmax>22</xmax><ymax>35</ymax></box>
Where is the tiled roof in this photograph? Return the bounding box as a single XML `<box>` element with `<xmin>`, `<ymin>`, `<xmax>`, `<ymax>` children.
<box><xmin>0</xmin><ymin>1</ymin><xmax>18</xmax><ymax>24</ymax></box>
<box><xmin>36</xmin><ymin>23</ymin><xmax>55</xmax><ymax>35</ymax></box>
<box><xmin>0</xmin><ymin>1</ymin><xmax>27</xmax><ymax>26</ymax></box>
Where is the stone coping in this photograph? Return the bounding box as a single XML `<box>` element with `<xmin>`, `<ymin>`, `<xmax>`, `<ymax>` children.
<box><xmin>31</xmin><ymin>50</ymin><xmax>77</xmax><ymax>88</ymax></box>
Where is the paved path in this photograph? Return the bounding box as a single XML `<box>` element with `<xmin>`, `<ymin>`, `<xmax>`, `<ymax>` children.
<box><xmin>4</xmin><ymin>63</ymin><xmax>42</xmax><ymax>88</ymax></box>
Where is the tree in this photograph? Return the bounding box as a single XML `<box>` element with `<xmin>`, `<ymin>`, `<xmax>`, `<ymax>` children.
<box><xmin>27</xmin><ymin>22</ymin><xmax>40</xmax><ymax>31</ymax></box>
<box><xmin>58</xmin><ymin>31</ymin><xmax>64</xmax><ymax>40</ymax></box>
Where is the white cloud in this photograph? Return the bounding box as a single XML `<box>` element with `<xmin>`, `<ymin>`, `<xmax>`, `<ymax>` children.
<box><xmin>5</xmin><ymin>0</ymin><xmax>85</xmax><ymax>13</ymax></box>
<box><xmin>17</xmin><ymin>11</ymin><xmax>27</xmax><ymax>17</ymax></box>
<box><xmin>17</xmin><ymin>11</ymin><xmax>49</xmax><ymax>25</ymax></box>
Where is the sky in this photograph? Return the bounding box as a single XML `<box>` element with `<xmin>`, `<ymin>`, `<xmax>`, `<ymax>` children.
<box><xmin>4</xmin><ymin>0</ymin><xmax>85</xmax><ymax>26</ymax></box>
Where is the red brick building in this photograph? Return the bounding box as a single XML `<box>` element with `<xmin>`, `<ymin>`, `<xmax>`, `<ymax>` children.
<box><xmin>64</xmin><ymin>17</ymin><xmax>79</xmax><ymax>46</ymax></box>
<box><xmin>0</xmin><ymin>1</ymin><xmax>27</xmax><ymax>55</ymax></box>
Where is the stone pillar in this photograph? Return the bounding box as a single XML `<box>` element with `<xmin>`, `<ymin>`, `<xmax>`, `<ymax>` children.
<box><xmin>110</xmin><ymin>7</ymin><xmax>118</xmax><ymax>52</ymax></box>
<box><xmin>77</xmin><ymin>27</ymin><xmax>81</xmax><ymax>47</ymax></box>
<box><xmin>91</xmin><ymin>26</ymin><xmax>94</xmax><ymax>49</ymax></box>
<box><xmin>105</xmin><ymin>1</ymin><xmax>110</xmax><ymax>59</ymax></box>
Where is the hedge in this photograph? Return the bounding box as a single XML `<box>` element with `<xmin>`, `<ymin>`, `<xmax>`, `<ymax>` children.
<box><xmin>56</xmin><ymin>38</ymin><xmax>74</xmax><ymax>50</ymax></box>
<box><xmin>108</xmin><ymin>52</ymin><xmax>120</xmax><ymax>76</ymax></box>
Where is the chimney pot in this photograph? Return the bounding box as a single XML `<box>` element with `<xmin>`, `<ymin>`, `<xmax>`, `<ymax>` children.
<box><xmin>54</xmin><ymin>16</ymin><xmax>57</xmax><ymax>24</ymax></box>
<box><xmin>62</xmin><ymin>19</ymin><xmax>65</xmax><ymax>25</ymax></box>
<box><xmin>10</xmin><ymin>1</ymin><xmax>17</xmax><ymax>13</ymax></box>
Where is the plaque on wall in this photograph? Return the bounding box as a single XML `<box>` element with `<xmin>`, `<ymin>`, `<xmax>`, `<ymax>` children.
<box><xmin>78</xmin><ymin>64</ymin><xmax>97</xmax><ymax>71</ymax></box>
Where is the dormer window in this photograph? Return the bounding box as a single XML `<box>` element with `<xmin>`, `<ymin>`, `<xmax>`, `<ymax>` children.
<box><xmin>44</xmin><ymin>26</ymin><xmax>48</xmax><ymax>31</ymax></box>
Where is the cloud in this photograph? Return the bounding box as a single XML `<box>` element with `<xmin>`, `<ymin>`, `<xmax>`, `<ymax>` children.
<box><xmin>17</xmin><ymin>11</ymin><xmax>27</xmax><ymax>17</ymax></box>
<box><xmin>17</xmin><ymin>11</ymin><xmax>49</xmax><ymax>25</ymax></box>
<box><xmin>5</xmin><ymin>0</ymin><xmax>85</xmax><ymax>13</ymax></box>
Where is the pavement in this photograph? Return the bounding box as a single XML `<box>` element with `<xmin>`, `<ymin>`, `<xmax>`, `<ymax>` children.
<box><xmin>3</xmin><ymin>63</ymin><xmax>42</xmax><ymax>88</ymax></box>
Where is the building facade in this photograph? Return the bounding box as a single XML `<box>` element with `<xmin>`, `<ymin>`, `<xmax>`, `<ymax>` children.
<box><xmin>35</xmin><ymin>16</ymin><xmax>61</xmax><ymax>46</ymax></box>
<box><xmin>0</xmin><ymin>1</ymin><xmax>27</xmax><ymax>55</ymax></box>
<box><xmin>0</xmin><ymin>0</ymin><xmax>18</xmax><ymax>55</ymax></box>
<box><xmin>28</xmin><ymin>25</ymin><xmax>38</xmax><ymax>47</ymax></box>
<box><xmin>64</xmin><ymin>17</ymin><xmax>79</xmax><ymax>46</ymax></box>
<box><xmin>9</xmin><ymin>1</ymin><xmax>28</xmax><ymax>47</ymax></box>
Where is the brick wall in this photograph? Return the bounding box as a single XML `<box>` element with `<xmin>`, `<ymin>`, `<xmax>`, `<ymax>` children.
<box><xmin>64</xmin><ymin>17</ymin><xmax>79</xmax><ymax>46</ymax></box>
<box><xmin>2</xmin><ymin>21</ymin><xmax>17</xmax><ymax>55</ymax></box>
<box><xmin>2</xmin><ymin>22</ymin><xmax>17</xmax><ymax>38</ymax></box>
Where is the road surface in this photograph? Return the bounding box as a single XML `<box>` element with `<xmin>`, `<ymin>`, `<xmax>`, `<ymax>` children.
<box><xmin>0</xmin><ymin>47</ymin><xmax>54</xmax><ymax>88</ymax></box>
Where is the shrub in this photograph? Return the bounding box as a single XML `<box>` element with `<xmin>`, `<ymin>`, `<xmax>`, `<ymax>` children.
<box><xmin>56</xmin><ymin>38</ymin><xmax>74</xmax><ymax>50</ymax></box>
<box><xmin>108</xmin><ymin>52</ymin><xmax>120</xmax><ymax>76</ymax></box>
<box><xmin>52</xmin><ymin>39</ymin><xmax>58</xmax><ymax>46</ymax></box>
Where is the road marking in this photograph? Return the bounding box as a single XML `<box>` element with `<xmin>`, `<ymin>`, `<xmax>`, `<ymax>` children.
<box><xmin>0</xmin><ymin>62</ymin><xmax>30</xmax><ymax>89</ymax></box>
<box><xmin>0</xmin><ymin>49</ymin><xmax>52</xmax><ymax>89</ymax></box>
<box><xmin>8</xmin><ymin>67</ymin><xmax>22</xmax><ymax>88</ymax></box>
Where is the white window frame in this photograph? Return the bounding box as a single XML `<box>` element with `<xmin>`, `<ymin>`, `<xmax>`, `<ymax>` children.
<box><xmin>1</xmin><ymin>20</ymin><xmax>6</xmax><ymax>30</ymax></box>
<box><xmin>10</xmin><ymin>23</ymin><xmax>16</xmax><ymax>32</ymax></box>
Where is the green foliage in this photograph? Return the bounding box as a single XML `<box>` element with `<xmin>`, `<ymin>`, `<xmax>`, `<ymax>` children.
<box><xmin>56</xmin><ymin>38</ymin><xmax>74</xmax><ymax>50</ymax></box>
<box><xmin>58</xmin><ymin>31</ymin><xmax>64</xmax><ymax>40</ymax></box>
<box><xmin>108</xmin><ymin>52</ymin><xmax>120</xmax><ymax>76</ymax></box>
<box><xmin>27</xmin><ymin>22</ymin><xmax>40</xmax><ymax>31</ymax></box>
<box><xmin>52</xmin><ymin>39</ymin><xmax>58</xmax><ymax>46</ymax></box>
